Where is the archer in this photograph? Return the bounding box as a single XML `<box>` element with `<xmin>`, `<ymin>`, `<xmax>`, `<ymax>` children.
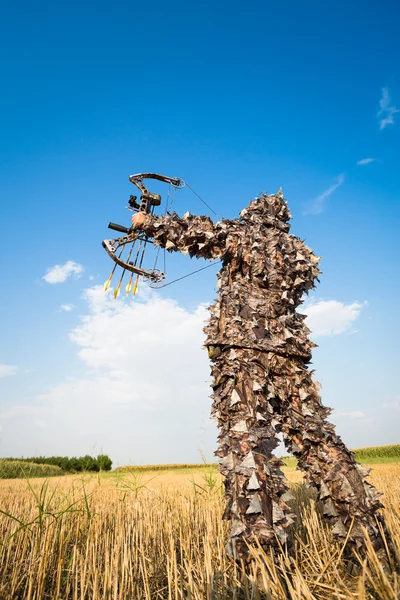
<box><xmin>131</xmin><ymin>190</ymin><xmax>390</xmax><ymax>565</ymax></box>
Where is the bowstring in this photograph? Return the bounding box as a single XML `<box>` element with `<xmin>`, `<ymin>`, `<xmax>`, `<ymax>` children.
<box><xmin>152</xmin><ymin>184</ymin><xmax>171</xmax><ymax>275</ymax></box>
<box><xmin>159</xmin><ymin>260</ymin><xmax>222</xmax><ymax>288</ymax></box>
<box><xmin>144</xmin><ymin>181</ymin><xmax>222</xmax><ymax>289</ymax></box>
<box><xmin>138</xmin><ymin>207</ymin><xmax>155</xmax><ymax>272</ymax></box>
<box><xmin>163</xmin><ymin>184</ymin><xmax>177</xmax><ymax>277</ymax></box>
<box><xmin>184</xmin><ymin>181</ymin><xmax>222</xmax><ymax>219</ymax></box>
<box><xmin>157</xmin><ymin>182</ymin><xmax>222</xmax><ymax>287</ymax></box>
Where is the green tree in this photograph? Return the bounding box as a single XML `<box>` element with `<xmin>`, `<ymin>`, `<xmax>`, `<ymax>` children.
<box><xmin>97</xmin><ymin>454</ymin><xmax>112</xmax><ymax>471</ymax></box>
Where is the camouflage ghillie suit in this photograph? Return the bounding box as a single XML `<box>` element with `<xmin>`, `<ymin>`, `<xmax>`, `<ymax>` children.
<box><xmin>140</xmin><ymin>191</ymin><xmax>386</xmax><ymax>563</ymax></box>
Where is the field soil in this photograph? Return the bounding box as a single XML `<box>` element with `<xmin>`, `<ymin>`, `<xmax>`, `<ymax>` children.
<box><xmin>0</xmin><ymin>463</ymin><xmax>398</xmax><ymax>599</ymax></box>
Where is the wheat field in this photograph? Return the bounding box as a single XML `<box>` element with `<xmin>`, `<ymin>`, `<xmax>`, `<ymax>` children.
<box><xmin>0</xmin><ymin>464</ymin><xmax>399</xmax><ymax>599</ymax></box>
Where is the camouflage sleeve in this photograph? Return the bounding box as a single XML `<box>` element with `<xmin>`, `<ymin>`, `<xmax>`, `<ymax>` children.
<box><xmin>140</xmin><ymin>211</ymin><xmax>230</xmax><ymax>260</ymax></box>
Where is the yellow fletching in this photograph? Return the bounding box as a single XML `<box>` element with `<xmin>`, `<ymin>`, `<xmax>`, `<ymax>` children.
<box><xmin>104</xmin><ymin>276</ymin><xmax>112</xmax><ymax>291</ymax></box>
<box><xmin>114</xmin><ymin>283</ymin><xmax>121</xmax><ymax>299</ymax></box>
<box><xmin>125</xmin><ymin>278</ymin><xmax>133</xmax><ymax>295</ymax></box>
<box><xmin>132</xmin><ymin>276</ymin><xmax>139</xmax><ymax>296</ymax></box>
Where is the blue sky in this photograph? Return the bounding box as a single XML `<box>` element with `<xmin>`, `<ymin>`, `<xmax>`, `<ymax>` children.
<box><xmin>0</xmin><ymin>0</ymin><xmax>399</xmax><ymax>465</ymax></box>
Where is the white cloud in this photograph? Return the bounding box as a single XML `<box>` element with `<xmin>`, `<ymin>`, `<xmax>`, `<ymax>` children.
<box><xmin>0</xmin><ymin>287</ymin><xmax>376</xmax><ymax>464</ymax></box>
<box><xmin>334</xmin><ymin>410</ymin><xmax>375</xmax><ymax>425</ymax></box>
<box><xmin>336</xmin><ymin>411</ymin><xmax>366</xmax><ymax>419</ymax></box>
<box><xmin>60</xmin><ymin>304</ymin><xmax>75</xmax><ymax>312</ymax></box>
<box><xmin>0</xmin><ymin>287</ymin><xmax>216</xmax><ymax>465</ymax></box>
<box><xmin>0</xmin><ymin>364</ymin><xmax>18</xmax><ymax>378</ymax></box>
<box><xmin>43</xmin><ymin>261</ymin><xmax>84</xmax><ymax>284</ymax></box>
<box><xmin>304</xmin><ymin>174</ymin><xmax>345</xmax><ymax>215</ymax></box>
<box><xmin>377</xmin><ymin>87</ymin><xmax>399</xmax><ymax>130</ymax></box>
<box><xmin>303</xmin><ymin>299</ymin><xmax>366</xmax><ymax>337</ymax></box>
<box><xmin>383</xmin><ymin>401</ymin><xmax>400</xmax><ymax>410</ymax></box>
<box><xmin>356</xmin><ymin>158</ymin><xmax>376</xmax><ymax>166</ymax></box>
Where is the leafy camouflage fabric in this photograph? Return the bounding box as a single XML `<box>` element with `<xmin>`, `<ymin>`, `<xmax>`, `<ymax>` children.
<box><xmin>140</xmin><ymin>191</ymin><xmax>387</xmax><ymax>562</ymax></box>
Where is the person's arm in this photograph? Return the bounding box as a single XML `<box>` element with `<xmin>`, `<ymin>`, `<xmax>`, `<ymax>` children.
<box><xmin>132</xmin><ymin>211</ymin><xmax>230</xmax><ymax>260</ymax></box>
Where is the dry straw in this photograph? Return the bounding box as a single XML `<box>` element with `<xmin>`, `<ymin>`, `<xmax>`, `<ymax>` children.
<box><xmin>0</xmin><ymin>464</ymin><xmax>398</xmax><ymax>599</ymax></box>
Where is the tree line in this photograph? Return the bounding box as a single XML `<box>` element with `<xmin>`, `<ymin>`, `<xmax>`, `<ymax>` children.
<box><xmin>3</xmin><ymin>454</ymin><xmax>112</xmax><ymax>472</ymax></box>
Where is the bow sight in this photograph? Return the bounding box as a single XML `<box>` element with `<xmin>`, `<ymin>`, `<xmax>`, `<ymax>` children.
<box><xmin>103</xmin><ymin>172</ymin><xmax>185</xmax><ymax>298</ymax></box>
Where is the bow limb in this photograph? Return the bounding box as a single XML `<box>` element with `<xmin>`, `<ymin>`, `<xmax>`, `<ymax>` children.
<box><xmin>102</xmin><ymin>235</ymin><xmax>166</xmax><ymax>284</ymax></box>
<box><xmin>129</xmin><ymin>172</ymin><xmax>184</xmax><ymax>193</ymax></box>
<box><xmin>129</xmin><ymin>173</ymin><xmax>185</xmax><ymax>216</ymax></box>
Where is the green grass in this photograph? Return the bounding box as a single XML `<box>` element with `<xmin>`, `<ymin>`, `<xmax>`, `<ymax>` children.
<box><xmin>282</xmin><ymin>457</ymin><xmax>297</xmax><ymax>468</ymax></box>
<box><xmin>114</xmin><ymin>463</ymin><xmax>218</xmax><ymax>474</ymax></box>
<box><xmin>282</xmin><ymin>444</ymin><xmax>400</xmax><ymax>468</ymax></box>
<box><xmin>117</xmin><ymin>445</ymin><xmax>400</xmax><ymax>474</ymax></box>
<box><xmin>0</xmin><ymin>459</ymin><xmax>63</xmax><ymax>479</ymax></box>
<box><xmin>354</xmin><ymin>455</ymin><xmax>400</xmax><ymax>464</ymax></box>
<box><xmin>353</xmin><ymin>443</ymin><xmax>400</xmax><ymax>459</ymax></box>
<box><xmin>3</xmin><ymin>444</ymin><xmax>398</xmax><ymax>479</ymax></box>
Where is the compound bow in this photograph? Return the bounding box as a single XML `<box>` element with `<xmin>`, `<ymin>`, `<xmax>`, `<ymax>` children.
<box><xmin>103</xmin><ymin>173</ymin><xmax>185</xmax><ymax>298</ymax></box>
